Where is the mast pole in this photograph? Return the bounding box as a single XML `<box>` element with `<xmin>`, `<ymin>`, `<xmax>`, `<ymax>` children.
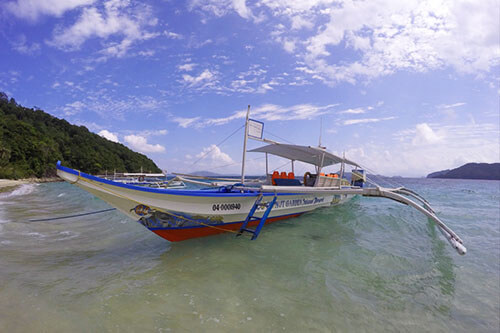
<box><xmin>240</xmin><ymin>105</ymin><xmax>251</xmax><ymax>184</ymax></box>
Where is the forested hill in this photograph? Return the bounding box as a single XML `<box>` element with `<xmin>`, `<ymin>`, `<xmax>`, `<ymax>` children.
<box><xmin>0</xmin><ymin>93</ymin><xmax>161</xmax><ymax>179</ymax></box>
<box><xmin>427</xmin><ymin>163</ymin><xmax>500</xmax><ymax>180</ymax></box>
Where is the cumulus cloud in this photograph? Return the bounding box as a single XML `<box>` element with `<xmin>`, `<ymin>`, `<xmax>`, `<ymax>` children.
<box><xmin>411</xmin><ymin>123</ymin><xmax>443</xmax><ymax>145</ymax></box>
<box><xmin>359</xmin><ymin>122</ymin><xmax>500</xmax><ymax>176</ymax></box>
<box><xmin>4</xmin><ymin>0</ymin><xmax>94</xmax><ymax>21</ymax></box>
<box><xmin>195</xmin><ymin>144</ymin><xmax>234</xmax><ymax>165</ymax></box>
<box><xmin>304</xmin><ymin>0</ymin><xmax>500</xmax><ymax>84</ymax></box>
<box><xmin>124</xmin><ymin>134</ymin><xmax>165</xmax><ymax>153</ymax></box>
<box><xmin>189</xmin><ymin>0</ymin><xmax>256</xmax><ymax>21</ymax></box>
<box><xmin>48</xmin><ymin>0</ymin><xmax>158</xmax><ymax>58</ymax></box>
<box><xmin>194</xmin><ymin>0</ymin><xmax>500</xmax><ymax>84</ymax></box>
<box><xmin>98</xmin><ymin>129</ymin><xmax>119</xmax><ymax>143</ymax></box>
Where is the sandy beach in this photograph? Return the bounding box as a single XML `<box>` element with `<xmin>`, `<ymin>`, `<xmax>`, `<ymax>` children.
<box><xmin>0</xmin><ymin>179</ymin><xmax>30</xmax><ymax>191</ymax></box>
<box><xmin>0</xmin><ymin>178</ymin><xmax>61</xmax><ymax>192</ymax></box>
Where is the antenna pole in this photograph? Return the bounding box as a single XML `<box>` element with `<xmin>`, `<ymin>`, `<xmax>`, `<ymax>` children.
<box><xmin>319</xmin><ymin>117</ymin><xmax>322</xmax><ymax>147</ymax></box>
<box><xmin>240</xmin><ymin>105</ymin><xmax>251</xmax><ymax>184</ymax></box>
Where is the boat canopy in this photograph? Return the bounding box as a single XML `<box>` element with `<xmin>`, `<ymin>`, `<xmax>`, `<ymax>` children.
<box><xmin>248</xmin><ymin>143</ymin><xmax>360</xmax><ymax>168</ymax></box>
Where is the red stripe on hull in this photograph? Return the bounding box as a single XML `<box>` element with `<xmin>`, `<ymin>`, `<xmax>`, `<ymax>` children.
<box><xmin>150</xmin><ymin>213</ymin><xmax>303</xmax><ymax>242</ymax></box>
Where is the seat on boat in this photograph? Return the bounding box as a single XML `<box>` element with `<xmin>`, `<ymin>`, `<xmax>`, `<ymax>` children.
<box><xmin>274</xmin><ymin>178</ymin><xmax>302</xmax><ymax>186</ymax></box>
<box><xmin>271</xmin><ymin>171</ymin><xmax>301</xmax><ymax>186</ymax></box>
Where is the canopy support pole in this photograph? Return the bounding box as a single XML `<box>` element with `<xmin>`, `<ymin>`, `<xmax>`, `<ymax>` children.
<box><xmin>240</xmin><ymin>105</ymin><xmax>251</xmax><ymax>184</ymax></box>
<box><xmin>265</xmin><ymin>153</ymin><xmax>269</xmax><ymax>176</ymax></box>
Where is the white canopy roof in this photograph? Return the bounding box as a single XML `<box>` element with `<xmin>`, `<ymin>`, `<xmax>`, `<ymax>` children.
<box><xmin>248</xmin><ymin>143</ymin><xmax>359</xmax><ymax>167</ymax></box>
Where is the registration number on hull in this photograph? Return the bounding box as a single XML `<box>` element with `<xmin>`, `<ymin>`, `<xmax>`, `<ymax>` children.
<box><xmin>212</xmin><ymin>203</ymin><xmax>242</xmax><ymax>211</ymax></box>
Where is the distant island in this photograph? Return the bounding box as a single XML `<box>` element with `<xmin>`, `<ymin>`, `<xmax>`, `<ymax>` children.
<box><xmin>0</xmin><ymin>92</ymin><xmax>160</xmax><ymax>179</ymax></box>
<box><xmin>427</xmin><ymin>163</ymin><xmax>500</xmax><ymax>180</ymax></box>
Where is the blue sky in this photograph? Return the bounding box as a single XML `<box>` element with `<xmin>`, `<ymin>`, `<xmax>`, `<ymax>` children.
<box><xmin>0</xmin><ymin>0</ymin><xmax>498</xmax><ymax>177</ymax></box>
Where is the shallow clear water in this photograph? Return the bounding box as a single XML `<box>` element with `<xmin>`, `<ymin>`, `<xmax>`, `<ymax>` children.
<box><xmin>0</xmin><ymin>179</ymin><xmax>498</xmax><ymax>332</ymax></box>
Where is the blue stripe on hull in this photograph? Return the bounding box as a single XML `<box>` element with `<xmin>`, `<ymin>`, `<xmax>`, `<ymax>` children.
<box><xmin>57</xmin><ymin>161</ymin><xmax>300</xmax><ymax>198</ymax></box>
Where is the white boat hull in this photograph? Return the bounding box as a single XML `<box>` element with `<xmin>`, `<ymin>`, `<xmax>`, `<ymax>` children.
<box><xmin>56</xmin><ymin>163</ymin><xmax>352</xmax><ymax>241</ymax></box>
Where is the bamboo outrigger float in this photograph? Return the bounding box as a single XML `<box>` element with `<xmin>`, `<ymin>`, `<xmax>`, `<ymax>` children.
<box><xmin>56</xmin><ymin>106</ymin><xmax>466</xmax><ymax>255</ymax></box>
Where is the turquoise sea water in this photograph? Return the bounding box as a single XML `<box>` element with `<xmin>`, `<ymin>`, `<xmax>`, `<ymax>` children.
<box><xmin>0</xmin><ymin>178</ymin><xmax>498</xmax><ymax>332</ymax></box>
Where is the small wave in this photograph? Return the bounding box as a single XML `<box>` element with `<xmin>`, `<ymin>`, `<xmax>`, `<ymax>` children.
<box><xmin>54</xmin><ymin>230</ymin><xmax>80</xmax><ymax>241</ymax></box>
<box><xmin>22</xmin><ymin>231</ymin><xmax>47</xmax><ymax>239</ymax></box>
<box><xmin>57</xmin><ymin>193</ymin><xmax>66</xmax><ymax>197</ymax></box>
<box><xmin>0</xmin><ymin>184</ymin><xmax>38</xmax><ymax>198</ymax></box>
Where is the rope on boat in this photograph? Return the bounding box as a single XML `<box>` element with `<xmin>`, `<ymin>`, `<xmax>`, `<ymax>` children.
<box><xmin>190</xmin><ymin>124</ymin><xmax>244</xmax><ymax>167</ymax></box>
<box><xmin>28</xmin><ymin>208</ymin><xmax>117</xmax><ymax>222</ymax></box>
<box><xmin>75</xmin><ymin>176</ymin><xmax>242</xmax><ymax>235</ymax></box>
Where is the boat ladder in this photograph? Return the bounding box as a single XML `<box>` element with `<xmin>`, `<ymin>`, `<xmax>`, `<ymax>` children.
<box><xmin>237</xmin><ymin>194</ymin><xmax>277</xmax><ymax>240</ymax></box>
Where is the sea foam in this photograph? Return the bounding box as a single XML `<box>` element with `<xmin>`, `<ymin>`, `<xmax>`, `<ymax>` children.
<box><xmin>0</xmin><ymin>184</ymin><xmax>38</xmax><ymax>198</ymax></box>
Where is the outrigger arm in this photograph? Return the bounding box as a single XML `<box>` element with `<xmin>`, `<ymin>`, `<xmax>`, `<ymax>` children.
<box><xmin>254</xmin><ymin>185</ymin><xmax>467</xmax><ymax>255</ymax></box>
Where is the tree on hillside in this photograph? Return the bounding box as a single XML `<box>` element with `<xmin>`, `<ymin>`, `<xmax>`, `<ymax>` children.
<box><xmin>0</xmin><ymin>91</ymin><xmax>161</xmax><ymax>179</ymax></box>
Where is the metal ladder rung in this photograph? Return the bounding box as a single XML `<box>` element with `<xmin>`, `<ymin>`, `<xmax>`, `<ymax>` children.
<box><xmin>237</xmin><ymin>195</ymin><xmax>277</xmax><ymax>240</ymax></box>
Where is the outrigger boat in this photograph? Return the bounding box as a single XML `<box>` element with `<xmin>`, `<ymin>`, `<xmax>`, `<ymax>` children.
<box><xmin>56</xmin><ymin>106</ymin><xmax>466</xmax><ymax>255</ymax></box>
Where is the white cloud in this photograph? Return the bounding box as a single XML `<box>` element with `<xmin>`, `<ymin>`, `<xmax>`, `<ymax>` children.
<box><xmin>98</xmin><ymin>129</ymin><xmax>119</xmax><ymax>143</ymax></box>
<box><xmin>438</xmin><ymin>102</ymin><xmax>466</xmax><ymax>109</ymax></box>
<box><xmin>189</xmin><ymin>0</ymin><xmax>257</xmax><ymax>21</ymax></box>
<box><xmin>290</xmin><ymin>15</ymin><xmax>314</xmax><ymax>30</ymax></box>
<box><xmin>339</xmin><ymin>108</ymin><xmax>366</xmax><ymax>114</ymax></box>
<box><xmin>48</xmin><ymin>1</ymin><xmax>158</xmax><ymax>58</ymax></box>
<box><xmin>173</xmin><ymin>117</ymin><xmax>201</xmax><ymax>128</ymax></box>
<box><xmin>124</xmin><ymin>134</ymin><xmax>165</xmax><ymax>153</ymax></box>
<box><xmin>61</xmin><ymin>100</ymin><xmax>85</xmax><ymax>116</ymax></box>
<box><xmin>182</xmin><ymin>69</ymin><xmax>218</xmax><ymax>88</ymax></box>
<box><xmin>411</xmin><ymin>123</ymin><xmax>443</xmax><ymax>145</ymax></box>
<box><xmin>232</xmin><ymin>0</ymin><xmax>252</xmax><ymax>19</ymax></box>
<box><xmin>303</xmin><ymin>0</ymin><xmax>500</xmax><ymax>84</ymax></box>
<box><xmin>141</xmin><ymin>129</ymin><xmax>168</xmax><ymax>136</ymax></box>
<box><xmin>58</xmin><ymin>93</ymin><xmax>167</xmax><ymax>121</ymax></box>
<box><xmin>4</xmin><ymin>0</ymin><xmax>94</xmax><ymax>21</ymax></box>
<box><xmin>174</xmin><ymin>103</ymin><xmax>338</xmax><ymax>128</ymax></box>
<box><xmin>10</xmin><ymin>34</ymin><xmax>40</xmax><ymax>54</ymax></box>
<box><xmin>199</xmin><ymin>0</ymin><xmax>499</xmax><ymax>84</ymax></box>
<box><xmin>178</xmin><ymin>63</ymin><xmax>197</xmax><ymax>71</ymax></box>
<box><xmin>164</xmin><ymin>30</ymin><xmax>183</xmax><ymax>39</ymax></box>
<box><xmin>282</xmin><ymin>39</ymin><xmax>296</xmax><ymax>53</ymax></box>
<box><xmin>357</xmin><ymin>122</ymin><xmax>500</xmax><ymax>176</ymax></box>
<box><xmin>343</xmin><ymin>117</ymin><xmax>396</xmax><ymax>125</ymax></box>
<box><xmin>195</xmin><ymin>144</ymin><xmax>234</xmax><ymax>165</ymax></box>
<box><xmin>138</xmin><ymin>50</ymin><xmax>155</xmax><ymax>57</ymax></box>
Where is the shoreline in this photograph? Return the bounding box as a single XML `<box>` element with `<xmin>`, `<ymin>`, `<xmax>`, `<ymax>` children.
<box><xmin>0</xmin><ymin>177</ymin><xmax>61</xmax><ymax>192</ymax></box>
